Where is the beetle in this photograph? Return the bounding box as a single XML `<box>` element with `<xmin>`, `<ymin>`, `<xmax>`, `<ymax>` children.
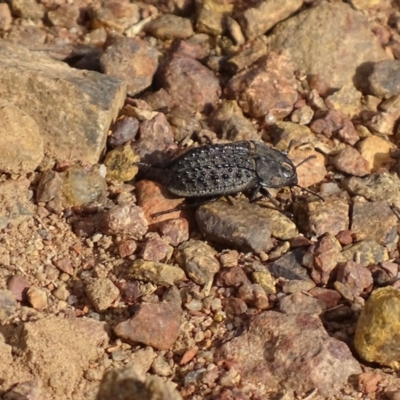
<box><xmin>136</xmin><ymin>140</ymin><xmax>322</xmax><ymax>216</ymax></box>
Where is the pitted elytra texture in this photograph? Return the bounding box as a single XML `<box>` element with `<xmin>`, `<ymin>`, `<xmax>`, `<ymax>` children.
<box><xmin>138</xmin><ymin>140</ymin><xmax>298</xmax><ymax>199</ymax></box>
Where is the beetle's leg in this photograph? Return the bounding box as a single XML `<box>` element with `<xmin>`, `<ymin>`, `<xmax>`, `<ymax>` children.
<box><xmin>249</xmin><ymin>185</ymin><xmax>261</xmax><ymax>202</ymax></box>
<box><xmin>259</xmin><ymin>188</ymin><xmax>282</xmax><ymax>210</ymax></box>
<box><xmin>152</xmin><ymin>196</ymin><xmax>221</xmax><ymax>217</ymax></box>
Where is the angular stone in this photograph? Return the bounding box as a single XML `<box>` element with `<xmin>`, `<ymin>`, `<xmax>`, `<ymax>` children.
<box><xmin>310</xmin><ymin>109</ymin><xmax>359</xmax><ymax>145</ymax></box>
<box><xmin>104</xmin><ymin>143</ymin><xmax>139</xmax><ymax>182</ymax></box>
<box><xmin>217</xmin><ymin>311</ymin><xmax>361</xmax><ymax>397</ymax></box>
<box><xmin>325</xmin><ymin>84</ymin><xmax>362</xmax><ymax>117</ymax></box>
<box><xmin>268</xmin><ymin>249</ymin><xmax>311</xmax><ymax>281</ymax></box>
<box><xmin>269</xmin><ymin>2</ymin><xmax>387</xmax><ymax>94</ymax></box>
<box><xmin>0</xmin><ymin>40</ymin><xmax>126</xmax><ymax>165</ymax></box>
<box><xmin>128</xmin><ymin>260</ymin><xmax>186</xmax><ymax>286</ymax></box>
<box><xmin>357</xmin><ymin>136</ymin><xmax>394</xmax><ymax>171</ymax></box>
<box><xmin>279</xmin><ymin>292</ymin><xmax>326</xmax><ymax>315</ymax></box>
<box><xmin>158</xmin><ymin>54</ymin><xmax>221</xmax><ymax>113</ymax></box>
<box><xmin>296</xmin><ymin>197</ymin><xmax>350</xmax><ymax>238</ymax></box>
<box><xmin>351</xmin><ymin>201</ymin><xmax>397</xmax><ymax>245</ymax></box>
<box><xmin>100</xmin><ymin>36</ymin><xmax>158</xmax><ymax>96</ymax></box>
<box><xmin>304</xmin><ymin>235</ymin><xmax>344</xmax><ymax>286</ymax></box>
<box><xmin>135</xmin><ymin>180</ymin><xmax>185</xmax><ymax>227</ymax></box>
<box><xmin>341</xmin><ymin>240</ymin><xmax>388</xmax><ymax>267</ymax></box>
<box><xmin>195</xmin><ymin>0</ymin><xmax>233</xmax><ymax>35</ymax></box>
<box><xmin>144</xmin><ymin>14</ymin><xmax>194</xmax><ymax>40</ymax></box>
<box><xmin>238</xmin><ymin>0</ymin><xmax>303</xmax><ymax>40</ymax></box>
<box><xmin>100</xmin><ymin>205</ymin><xmax>148</xmax><ymax>239</ymax></box>
<box><xmin>140</xmin><ymin>233</ymin><xmax>171</xmax><ymax>262</ymax></box>
<box><xmin>91</xmin><ymin>0</ymin><xmax>140</xmax><ymax>33</ymax></box>
<box><xmin>175</xmin><ymin>239</ymin><xmax>220</xmax><ymax>285</ymax></box>
<box><xmin>86</xmin><ymin>278</ymin><xmax>120</xmax><ymax>312</ymax></box>
<box><xmin>367</xmin><ymin>60</ymin><xmax>400</xmax><ymax>98</ymax></box>
<box><xmin>196</xmin><ymin>200</ymin><xmax>275</xmax><ymax>253</ymax></box>
<box><xmin>333</xmin><ymin>146</ymin><xmax>370</xmax><ymax>177</ymax></box>
<box><xmin>336</xmin><ymin>261</ymin><xmax>373</xmax><ymax>297</ymax></box>
<box><xmin>343</xmin><ymin>173</ymin><xmax>400</xmax><ymax>209</ymax></box>
<box><xmin>226</xmin><ymin>52</ymin><xmax>297</xmax><ymax>119</ymax></box>
<box><xmin>114</xmin><ymin>302</ymin><xmax>181</xmax><ymax>350</ymax></box>
<box><xmin>0</xmin><ymin>102</ymin><xmax>43</xmax><ymax>174</ymax></box>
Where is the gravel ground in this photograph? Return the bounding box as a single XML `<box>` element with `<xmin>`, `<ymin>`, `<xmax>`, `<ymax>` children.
<box><xmin>2</xmin><ymin>0</ymin><xmax>400</xmax><ymax>399</ymax></box>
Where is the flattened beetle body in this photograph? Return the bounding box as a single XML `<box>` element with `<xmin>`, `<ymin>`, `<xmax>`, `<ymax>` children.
<box><xmin>138</xmin><ymin>140</ymin><xmax>299</xmax><ymax>200</ymax></box>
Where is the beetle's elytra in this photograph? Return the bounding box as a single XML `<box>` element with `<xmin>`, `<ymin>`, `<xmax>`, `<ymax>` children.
<box><xmin>137</xmin><ymin>140</ymin><xmax>320</xmax><ymax>215</ymax></box>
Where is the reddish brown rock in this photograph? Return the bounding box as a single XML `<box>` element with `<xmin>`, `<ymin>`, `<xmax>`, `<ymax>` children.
<box><xmin>114</xmin><ymin>302</ymin><xmax>181</xmax><ymax>350</ymax></box>
<box><xmin>100</xmin><ymin>205</ymin><xmax>148</xmax><ymax>240</ymax></box>
<box><xmin>333</xmin><ymin>147</ymin><xmax>370</xmax><ymax>177</ymax></box>
<box><xmin>48</xmin><ymin>3</ymin><xmax>80</xmax><ymax>28</ymax></box>
<box><xmin>131</xmin><ymin>113</ymin><xmax>177</xmax><ymax>165</ymax></box>
<box><xmin>140</xmin><ymin>233</ymin><xmax>171</xmax><ymax>262</ymax></box>
<box><xmin>108</xmin><ymin>117</ymin><xmax>139</xmax><ymax>149</ymax></box>
<box><xmin>101</xmin><ymin>36</ymin><xmax>158</xmax><ymax>96</ymax></box>
<box><xmin>310</xmin><ymin>110</ymin><xmax>359</xmax><ymax>145</ymax></box>
<box><xmin>172</xmin><ymin>34</ymin><xmax>211</xmax><ymax>60</ymax></box>
<box><xmin>216</xmin><ymin>267</ymin><xmax>251</xmax><ymax>288</ymax></box>
<box><xmin>208</xmin><ymin>100</ymin><xmax>260</xmax><ymax>141</ymax></box>
<box><xmin>336</xmin><ymin>261</ymin><xmax>373</xmax><ymax>296</ymax></box>
<box><xmin>91</xmin><ymin>0</ymin><xmax>139</xmax><ymax>33</ymax></box>
<box><xmin>158</xmin><ymin>218</ymin><xmax>189</xmax><ymax>246</ymax></box>
<box><xmin>144</xmin><ymin>14</ymin><xmax>193</xmax><ymax>40</ymax></box>
<box><xmin>7</xmin><ymin>274</ymin><xmax>31</xmax><ymax>302</ymax></box>
<box><xmin>53</xmin><ymin>256</ymin><xmax>74</xmax><ymax>275</ymax></box>
<box><xmin>296</xmin><ymin>197</ymin><xmax>350</xmax><ymax>238</ymax></box>
<box><xmin>279</xmin><ymin>292</ymin><xmax>326</xmax><ymax>315</ymax></box>
<box><xmin>309</xmin><ymin>287</ymin><xmax>341</xmax><ymax>309</ymax></box>
<box><xmin>336</xmin><ymin>229</ymin><xmax>353</xmax><ymax>246</ymax></box>
<box><xmin>226</xmin><ymin>52</ymin><xmax>297</xmax><ymax>119</ymax></box>
<box><xmin>304</xmin><ymin>235</ymin><xmax>344</xmax><ymax>286</ymax></box>
<box><xmin>357</xmin><ymin>371</ymin><xmax>382</xmax><ymax>395</ymax></box>
<box><xmin>238</xmin><ymin>283</ymin><xmax>269</xmax><ymax>310</ymax></box>
<box><xmin>238</xmin><ymin>0</ymin><xmax>303</xmax><ymax>40</ymax></box>
<box><xmin>117</xmin><ymin>239</ymin><xmax>137</xmax><ymax>258</ymax></box>
<box><xmin>216</xmin><ymin>311</ymin><xmax>361</xmax><ymax>397</ymax></box>
<box><xmin>269</xmin><ymin>2</ymin><xmax>387</xmax><ymax>93</ymax></box>
<box><xmin>289</xmin><ymin>148</ymin><xmax>326</xmax><ymax>188</ymax></box>
<box><xmin>135</xmin><ymin>180</ymin><xmax>185</xmax><ymax>227</ymax></box>
<box><xmin>222</xmin><ymin>297</ymin><xmax>248</xmax><ymax>315</ymax></box>
<box><xmin>158</xmin><ymin>54</ymin><xmax>221</xmax><ymax>113</ymax></box>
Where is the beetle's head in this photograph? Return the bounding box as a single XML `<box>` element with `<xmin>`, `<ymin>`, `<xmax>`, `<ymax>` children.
<box><xmin>255</xmin><ymin>156</ymin><xmax>298</xmax><ymax>188</ymax></box>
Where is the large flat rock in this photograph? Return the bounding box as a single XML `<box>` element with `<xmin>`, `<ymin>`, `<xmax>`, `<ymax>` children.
<box><xmin>0</xmin><ymin>39</ymin><xmax>126</xmax><ymax>165</ymax></box>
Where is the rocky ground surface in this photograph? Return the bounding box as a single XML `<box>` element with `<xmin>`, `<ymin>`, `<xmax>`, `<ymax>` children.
<box><xmin>2</xmin><ymin>0</ymin><xmax>400</xmax><ymax>399</ymax></box>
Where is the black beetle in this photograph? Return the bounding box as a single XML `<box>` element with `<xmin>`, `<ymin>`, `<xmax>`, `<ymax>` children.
<box><xmin>136</xmin><ymin>140</ymin><xmax>322</xmax><ymax>216</ymax></box>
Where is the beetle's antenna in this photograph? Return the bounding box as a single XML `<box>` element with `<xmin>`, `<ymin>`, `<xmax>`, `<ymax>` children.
<box><xmin>295</xmin><ymin>154</ymin><xmax>317</xmax><ymax>168</ymax></box>
<box><xmin>295</xmin><ymin>184</ymin><xmax>324</xmax><ymax>201</ymax></box>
